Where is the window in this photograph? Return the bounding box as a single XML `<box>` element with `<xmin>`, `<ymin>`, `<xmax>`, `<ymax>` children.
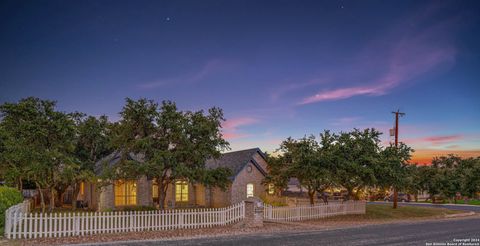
<box><xmin>175</xmin><ymin>181</ymin><xmax>189</xmax><ymax>202</ymax></box>
<box><xmin>80</xmin><ymin>182</ymin><xmax>85</xmax><ymax>196</ymax></box>
<box><xmin>114</xmin><ymin>180</ymin><xmax>137</xmax><ymax>206</ymax></box>
<box><xmin>268</xmin><ymin>184</ymin><xmax>275</xmax><ymax>195</ymax></box>
<box><xmin>152</xmin><ymin>183</ymin><xmax>158</xmax><ymax>198</ymax></box>
<box><xmin>246</xmin><ymin>183</ymin><xmax>254</xmax><ymax>198</ymax></box>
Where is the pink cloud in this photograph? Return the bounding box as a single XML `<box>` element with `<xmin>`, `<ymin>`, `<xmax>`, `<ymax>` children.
<box><xmin>403</xmin><ymin>134</ymin><xmax>465</xmax><ymax>147</ymax></box>
<box><xmin>270</xmin><ymin>78</ymin><xmax>330</xmax><ymax>102</ymax></box>
<box><xmin>222</xmin><ymin>117</ymin><xmax>259</xmax><ymax>140</ymax></box>
<box><xmin>422</xmin><ymin>135</ymin><xmax>464</xmax><ymax>145</ymax></box>
<box><xmin>223</xmin><ymin>117</ymin><xmax>258</xmax><ymax>129</ymax></box>
<box><xmin>139</xmin><ymin>59</ymin><xmax>230</xmax><ymax>89</ymax></box>
<box><xmin>298</xmin><ymin>8</ymin><xmax>457</xmax><ymax>105</ymax></box>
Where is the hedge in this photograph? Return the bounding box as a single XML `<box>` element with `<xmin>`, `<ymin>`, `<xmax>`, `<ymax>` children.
<box><xmin>0</xmin><ymin>186</ymin><xmax>23</xmax><ymax>233</ymax></box>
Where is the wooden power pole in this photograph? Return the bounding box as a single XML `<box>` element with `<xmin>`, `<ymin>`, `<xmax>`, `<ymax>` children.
<box><xmin>391</xmin><ymin>110</ymin><xmax>405</xmax><ymax>209</ymax></box>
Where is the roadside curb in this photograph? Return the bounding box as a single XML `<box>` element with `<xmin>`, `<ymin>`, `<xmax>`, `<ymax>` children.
<box><xmin>445</xmin><ymin>211</ymin><xmax>475</xmax><ymax>218</ymax></box>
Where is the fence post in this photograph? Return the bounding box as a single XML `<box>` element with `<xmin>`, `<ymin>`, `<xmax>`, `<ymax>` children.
<box><xmin>4</xmin><ymin>207</ymin><xmax>11</xmax><ymax>239</ymax></box>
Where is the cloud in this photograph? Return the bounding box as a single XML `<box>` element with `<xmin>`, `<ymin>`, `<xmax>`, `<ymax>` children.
<box><xmin>298</xmin><ymin>6</ymin><xmax>457</xmax><ymax>105</ymax></box>
<box><xmin>139</xmin><ymin>59</ymin><xmax>229</xmax><ymax>89</ymax></box>
<box><xmin>422</xmin><ymin>134</ymin><xmax>464</xmax><ymax>145</ymax></box>
<box><xmin>222</xmin><ymin>117</ymin><xmax>259</xmax><ymax>140</ymax></box>
<box><xmin>403</xmin><ymin>134</ymin><xmax>464</xmax><ymax>147</ymax></box>
<box><xmin>270</xmin><ymin>78</ymin><xmax>329</xmax><ymax>102</ymax></box>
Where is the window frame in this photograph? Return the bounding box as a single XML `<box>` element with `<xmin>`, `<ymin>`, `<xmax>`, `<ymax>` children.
<box><xmin>246</xmin><ymin>183</ymin><xmax>254</xmax><ymax>198</ymax></box>
<box><xmin>175</xmin><ymin>181</ymin><xmax>189</xmax><ymax>202</ymax></box>
<box><xmin>114</xmin><ymin>180</ymin><xmax>137</xmax><ymax>206</ymax></box>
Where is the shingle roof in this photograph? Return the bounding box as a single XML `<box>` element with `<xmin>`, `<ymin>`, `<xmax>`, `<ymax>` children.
<box><xmin>94</xmin><ymin>148</ymin><xmax>268</xmax><ymax>178</ymax></box>
<box><xmin>94</xmin><ymin>151</ymin><xmax>144</xmax><ymax>175</ymax></box>
<box><xmin>205</xmin><ymin>148</ymin><xmax>267</xmax><ymax>178</ymax></box>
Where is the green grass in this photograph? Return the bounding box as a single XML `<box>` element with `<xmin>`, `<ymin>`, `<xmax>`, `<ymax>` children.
<box><xmin>324</xmin><ymin>204</ymin><xmax>463</xmax><ymax>222</ymax></box>
<box><xmin>455</xmin><ymin>200</ymin><xmax>480</xmax><ymax>205</ymax></box>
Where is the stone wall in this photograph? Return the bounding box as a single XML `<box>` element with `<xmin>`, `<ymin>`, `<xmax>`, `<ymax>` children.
<box><xmin>136</xmin><ymin>176</ymin><xmax>153</xmax><ymax>207</ymax></box>
<box><xmin>243</xmin><ymin>198</ymin><xmax>264</xmax><ymax>227</ymax></box>
<box><xmin>230</xmin><ymin>161</ymin><xmax>266</xmax><ymax>205</ymax></box>
<box><xmin>98</xmin><ymin>184</ymin><xmax>114</xmax><ymax>211</ymax></box>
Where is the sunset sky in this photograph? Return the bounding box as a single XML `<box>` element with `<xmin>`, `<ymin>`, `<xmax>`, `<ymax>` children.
<box><xmin>1</xmin><ymin>0</ymin><xmax>479</xmax><ymax>164</ymax></box>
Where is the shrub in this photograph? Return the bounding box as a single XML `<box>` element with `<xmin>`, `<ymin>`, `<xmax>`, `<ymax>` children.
<box><xmin>0</xmin><ymin>186</ymin><xmax>23</xmax><ymax>232</ymax></box>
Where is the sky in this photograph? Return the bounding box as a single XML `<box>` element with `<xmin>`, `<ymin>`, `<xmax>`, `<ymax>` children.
<box><xmin>1</xmin><ymin>0</ymin><xmax>479</xmax><ymax>164</ymax></box>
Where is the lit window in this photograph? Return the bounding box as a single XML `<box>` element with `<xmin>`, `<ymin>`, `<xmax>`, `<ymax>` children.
<box><xmin>175</xmin><ymin>181</ymin><xmax>189</xmax><ymax>202</ymax></box>
<box><xmin>80</xmin><ymin>182</ymin><xmax>85</xmax><ymax>196</ymax></box>
<box><xmin>247</xmin><ymin>183</ymin><xmax>254</xmax><ymax>198</ymax></box>
<box><xmin>114</xmin><ymin>180</ymin><xmax>137</xmax><ymax>206</ymax></box>
<box><xmin>152</xmin><ymin>183</ymin><xmax>158</xmax><ymax>198</ymax></box>
<box><xmin>268</xmin><ymin>184</ymin><xmax>275</xmax><ymax>195</ymax></box>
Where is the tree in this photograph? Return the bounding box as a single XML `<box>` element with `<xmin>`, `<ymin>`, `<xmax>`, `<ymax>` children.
<box><xmin>432</xmin><ymin>155</ymin><xmax>462</xmax><ymax>203</ymax></box>
<box><xmin>0</xmin><ymin>97</ymin><xmax>78</xmax><ymax>212</ymax></box>
<box><xmin>263</xmin><ymin>153</ymin><xmax>291</xmax><ymax>195</ymax></box>
<box><xmin>403</xmin><ymin>164</ymin><xmax>423</xmax><ymax>202</ymax></box>
<box><xmin>102</xmin><ymin>98</ymin><xmax>231</xmax><ymax>209</ymax></box>
<box><xmin>331</xmin><ymin>128</ymin><xmax>382</xmax><ymax>200</ymax></box>
<box><xmin>274</xmin><ymin>131</ymin><xmax>335</xmax><ymax>205</ymax></box>
<box><xmin>71</xmin><ymin>114</ymin><xmax>113</xmax><ymax>209</ymax></box>
<box><xmin>378</xmin><ymin>142</ymin><xmax>413</xmax><ymax>208</ymax></box>
<box><xmin>457</xmin><ymin>157</ymin><xmax>480</xmax><ymax>199</ymax></box>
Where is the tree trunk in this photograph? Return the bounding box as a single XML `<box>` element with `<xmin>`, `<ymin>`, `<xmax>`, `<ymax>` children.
<box><xmin>49</xmin><ymin>188</ymin><xmax>56</xmax><ymax>212</ymax></box>
<box><xmin>414</xmin><ymin>194</ymin><xmax>418</xmax><ymax>202</ymax></box>
<box><xmin>307</xmin><ymin>189</ymin><xmax>315</xmax><ymax>205</ymax></box>
<box><xmin>37</xmin><ymin>185</ymin><xmax>46</xmax><ymax>213</ymax></box>
<box><xmin>71</xmin><ymin>183</ymin><xmax>81</xmax><ymax>210</ymax></box>
<box><xmin>17</xmin><ymin>178</ymin><xmax>23</xmax><ymax>191</ymax></box>
<box><xmin>346</xmin><ymin>188</ymin><xmax>354</xmax><ymax>201</ymax></box>
<box><xmin>157</xmin><ymin>181</ymin><xmax>169</xmax><ymax>210</ymax></box>
<box><xmin>55</xmin><ymin>190</ymin><xmax>63</xmax><ymax>207</ymax></box>
<box><xmin>393</xmin><ymin>188</ymin><xmax>398</xmax><ymax>209</ymax></box>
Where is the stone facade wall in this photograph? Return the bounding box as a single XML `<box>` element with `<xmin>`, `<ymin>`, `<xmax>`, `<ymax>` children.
<box><xmin>98</xmin><ymin>184</ymin><xmax>114</xmax><ymax>211</ymax></box>
<box><xmin>195</xmin><ymin>184</ymin><xmax>207</xmax><ymax>207</ymax></box>
<box><xmin>230</xmin><ymin>161</ymin><xmax>266</xmax><ymax>205</ymax></box>
<box><xmin>136</xmin><ymin>176</ymin><xmax>153</xmax><ymax>207</ymax></box>
<box><xmin>243</xmin><ymin>198</ymin><xmax>264</xmax><ymax>227</ymax></box>
<box><xmin>210</xmin><ymin>186</ymin><xmax>231</xmax><ymax>207</ymax></box>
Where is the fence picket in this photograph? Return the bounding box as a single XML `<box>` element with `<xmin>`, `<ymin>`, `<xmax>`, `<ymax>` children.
<box><xmin>4</xmin><ymin>201</ymin><xmax>248</xmax><ymax>239</ymax></box>
<box><xmin>263</xmin><ymin>201</ymin><xmax>366</xmax><ymax>222</ymax></box>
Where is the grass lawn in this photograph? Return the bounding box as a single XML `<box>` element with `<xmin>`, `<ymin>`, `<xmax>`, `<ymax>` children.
<box><xmin>322</xmin><ymin>204</ymin><xmax>464</xmax><ymax>222</ymax></box>
<box><xmin>455</xmin><ymin>200</ymin><xmax>480</xmax><ymax>206</ymax></box>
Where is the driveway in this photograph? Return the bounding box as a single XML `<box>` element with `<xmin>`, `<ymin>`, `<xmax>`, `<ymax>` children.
<box><xmin>370</xmin><ymin>201</ymin><xmax>480</xmax><ymax>212</ymax></box>
<box><xmin>80</xmin><ymin>217</ymin><xmax>480</xmax><ymax>246</ymax></box>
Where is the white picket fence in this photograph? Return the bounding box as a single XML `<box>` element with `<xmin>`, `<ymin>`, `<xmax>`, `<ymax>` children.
<box><xmin>4</xmin><ymin>199</ymin><xmax>31</xmax><ymax>239</ymax></box>
<box><xmin>264</xmin><ymin>200</ymin><xmax>366</xmax><ymax>221</ymax></box>
<box><xmin>4</xmin><ymin>201</ymin><xmax>245</xmax><ymax>239</ymax></box>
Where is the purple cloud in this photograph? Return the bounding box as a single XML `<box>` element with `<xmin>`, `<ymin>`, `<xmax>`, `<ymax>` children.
<box><xmin>299</xmin><ymin>7</ymin><xmax>457</xmax><ymax>105</ymax></box>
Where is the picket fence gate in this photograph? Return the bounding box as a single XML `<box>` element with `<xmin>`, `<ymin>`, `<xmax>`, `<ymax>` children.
<box><xmin>4</xmin><ymin>201</ymin><xmax>245</xmax><ymax>239</ymax></box>
<box><xmin>263</xmin><ymin>200</ymin><xmax>366</xmax><ymax>221</ymax></box>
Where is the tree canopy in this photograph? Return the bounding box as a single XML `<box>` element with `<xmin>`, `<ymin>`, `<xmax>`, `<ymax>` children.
<box><xmin>100</xmin><ymin>98</ymin><xmax>231</xmax><ymax>209</ymax></box>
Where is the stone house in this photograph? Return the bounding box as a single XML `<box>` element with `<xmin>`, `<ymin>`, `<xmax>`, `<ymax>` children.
<box><xmin>79</xmin><ymin>148</ymin><xmax>275</xmax><ymax>211</ymax></box>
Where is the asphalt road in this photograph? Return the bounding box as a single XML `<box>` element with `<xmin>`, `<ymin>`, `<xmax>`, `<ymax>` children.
<box><xmin>87</xmin><ymin>217</ymin><xmax>480</xmax><ymax>246</ymax></box>
<box><xmin>370</xmin><ymin>201</ymin><xmax>480</xmax><ymax>212</ymax></box>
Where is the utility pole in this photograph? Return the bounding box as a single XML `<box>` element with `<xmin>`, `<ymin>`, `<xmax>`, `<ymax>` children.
<box><xmin>391</xmin><ymin>110</ymin><xmax>405</xmax><ymax>209</ymax></box>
